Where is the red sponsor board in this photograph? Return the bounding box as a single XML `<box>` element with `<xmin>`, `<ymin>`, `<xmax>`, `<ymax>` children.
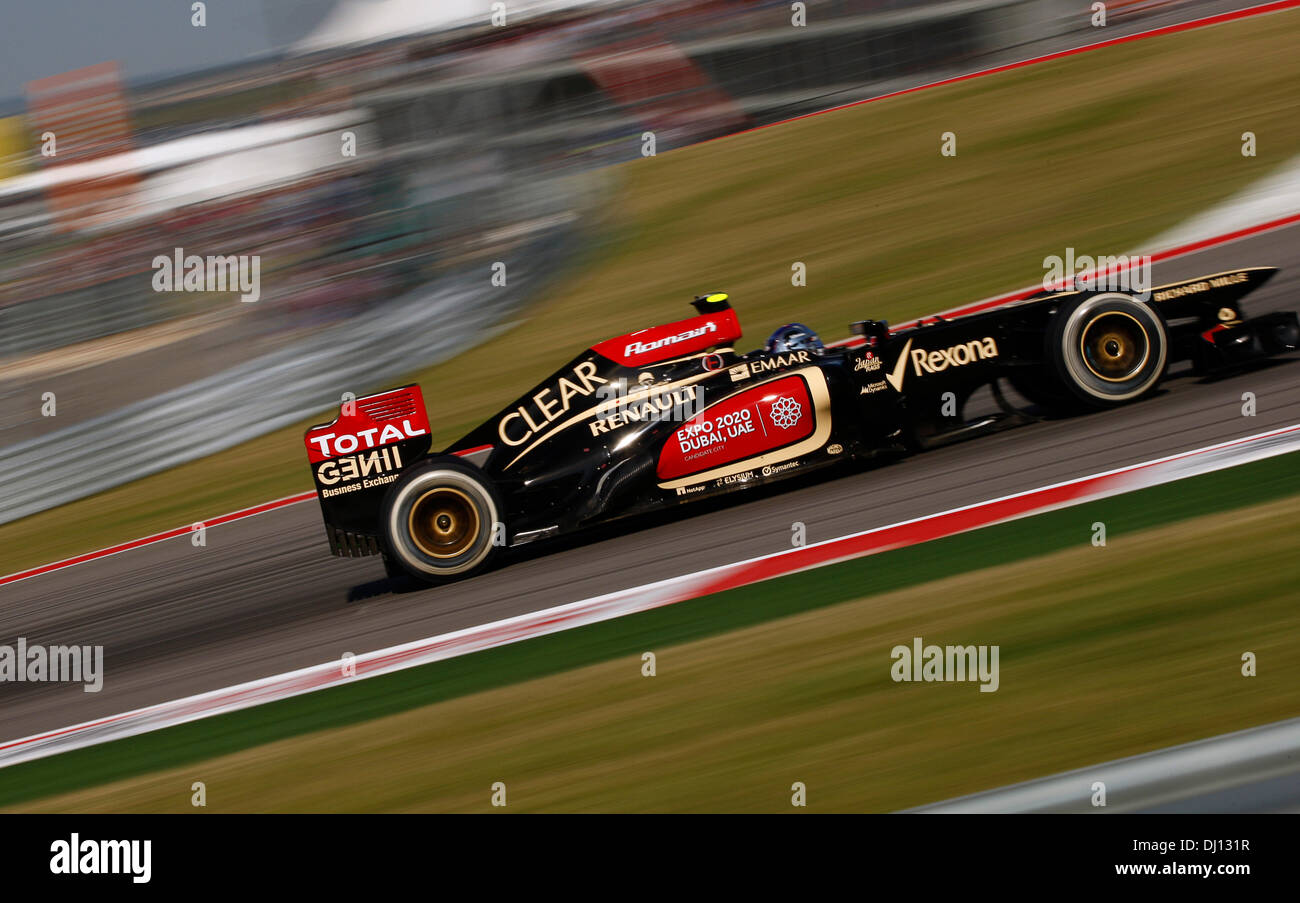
<box><xmin>658</xmin><ymin>375</ymin><xmax>813</xmax><ymax>480</ymax></box>
<box><xmin>304</xmin><ymin>385</ymin><xmax>431</xmax><ymax>463</ymax></box>
<box><xmin>26</xmin><ymin>62</ymin><xmax>137</xmax><ymax>233</ymax></box>
<box><xmin>592</xmin><ymin>308</ymin><xmax>741</xmax><ymax>367</ymax></box>
<box><xmin>575</xmin><ymin>35</ymin><xmax>748</xmax><ymax>141</ymax></box>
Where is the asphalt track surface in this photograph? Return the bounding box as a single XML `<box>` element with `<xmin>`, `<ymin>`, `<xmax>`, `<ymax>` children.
<box><xmin>1142</xmin><ymin>767</ymin><xmax>1300</xmax><ymax>813</ymax></box>
<box><xmin>2</xmin><ymin>224</ymin><xmax>1299</xmax><ymax>778</ymax></box>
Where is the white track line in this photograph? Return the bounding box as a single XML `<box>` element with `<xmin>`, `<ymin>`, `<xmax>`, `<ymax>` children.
<box><xmin>3</xmin><ymin>423</ymin><xmax>1298</xmax><ymax>771</ymax></box>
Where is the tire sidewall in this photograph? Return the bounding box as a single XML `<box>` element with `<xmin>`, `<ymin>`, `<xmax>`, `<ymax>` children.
<box><xmin>382</xmin><ymin>460</ymin><xmax>501</xmax><ymax>580</ymax></box>
<box><xmin>1050</xmin><ymin>293</ymin><xmax>1167</xmax><ymax>405</ymax></box>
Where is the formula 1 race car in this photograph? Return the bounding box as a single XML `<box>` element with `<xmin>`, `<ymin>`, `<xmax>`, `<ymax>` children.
<box><xmin>305</xmin><ymin>268</ymin><xmax>1297</xmax><ymax>583</ymax></box>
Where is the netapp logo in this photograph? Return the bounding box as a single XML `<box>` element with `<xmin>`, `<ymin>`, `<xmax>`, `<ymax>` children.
<box><xmin>50</xmin><ymin>834</ymin><xmax>151</xmax><ymax>884</ymax></box>
<box><xmin>625</xmin><ymin>321</ymin><xmax>717</xmax><ymax>358</ymax></box>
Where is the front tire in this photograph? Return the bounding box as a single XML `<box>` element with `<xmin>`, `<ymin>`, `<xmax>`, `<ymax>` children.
<box><xmin>1048</xmin><ymin>294</ymin><xmax>1168</xmax><ymax>407</ymax></box>
<box><xmin>381</xmin><ymin>458</ymin><xmax>503</xmax><ymax>583</ymax></box>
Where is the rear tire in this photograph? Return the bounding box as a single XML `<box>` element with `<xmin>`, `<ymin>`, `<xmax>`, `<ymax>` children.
<box><xmin>1047</xmin><ymin>294</ymin><xmax>1167</xmax><ymax>407</ymax></box>
<box><xmin>381</xmin><ymin>458</ymin><xmax>503</xmax><ymax>583</ymax></box>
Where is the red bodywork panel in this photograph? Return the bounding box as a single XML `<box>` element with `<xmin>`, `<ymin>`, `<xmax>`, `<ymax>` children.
<box><xmin>657</xmin><ymin>375</ymin><xmax>814</xmax><ymax>480</ymax></box>
<box><xmin>304</xmin><ymin>385</ymin><xmax>431</xmax><ymax>463</ymax></box>
<box><xmin>591</xmin><ymin>308</ymin><xmax>741</xmax><ymax>367</ymax></box>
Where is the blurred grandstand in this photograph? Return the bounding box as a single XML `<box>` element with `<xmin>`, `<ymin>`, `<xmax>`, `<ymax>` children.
<box><xmin>0</xmin><ymin>0</ymin><xmax>1205</xmax><ymax>517</ymax></box>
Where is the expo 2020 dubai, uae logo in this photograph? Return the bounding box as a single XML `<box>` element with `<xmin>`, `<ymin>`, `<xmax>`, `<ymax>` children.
<box><xmin>768</xmin><ymin>396</ymin><xmax>803</xmax><ymax>429</ymax></box>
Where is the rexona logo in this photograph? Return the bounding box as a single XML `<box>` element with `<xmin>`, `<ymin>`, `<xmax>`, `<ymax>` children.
<box><xmin>499</xmin><ymin>360</ymin><xmax>607</xmax><ymax>446</ymax></box>
<box><xmin>308</xmin><ymin>419</ymin><xmax>427</xmax><ymax>458</ymax></box>
<box><xmin>624</xmin><ymin>321</ymin><xmax>717</xmax><ymax>358</ymax></box>
<box><xmin>884</xmin><ymin>336</ymin><xmax>999</xmax><ymax>391</ymax></box>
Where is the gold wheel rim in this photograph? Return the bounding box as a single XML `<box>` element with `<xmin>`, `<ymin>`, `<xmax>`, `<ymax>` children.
<box><xmin>1080</xmin><ymin>311</ymin><xmax>1150</xmax><ymax>383</ymax></box>
<box><xmin>408</xmin><ymin>487</ymin><xmax>480</xmax><ymax>559</ymax></box>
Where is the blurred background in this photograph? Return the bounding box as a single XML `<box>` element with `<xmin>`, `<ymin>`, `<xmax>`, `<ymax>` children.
<box><xmin>0</xmin><ymin>0</ymin><xmax>1232</xmax><ymax>524</ymax></box>
<box><xmin>5</xmin><ymin>0</ymin><xmax>1300</xmax><ymax>819</ymax></box>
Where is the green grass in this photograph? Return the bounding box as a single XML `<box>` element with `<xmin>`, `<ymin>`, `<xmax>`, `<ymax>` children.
<box><xmin>5</xmin><ymin>8</ymin><xmax>1300</xmax><ymax>578</ymax></box>
<box><xmin>13</xmin><ymin>474</ymin><xmax>1300</xmax><ymax>811</ymax></box>
<box><xmin>2</xmin><ymin>450</ymin><xmax>1297</xmax><ymax>808</ymax></box>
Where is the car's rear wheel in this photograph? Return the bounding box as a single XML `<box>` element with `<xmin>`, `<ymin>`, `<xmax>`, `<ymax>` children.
<box><xmin>1047</xmin><ymin>294</ymin><xmax>1168</xmax><ymax>407</ymax></box>
<box><xmin>381</xmin><ymin>458</ymin><xmax>503</xmax><ymax>583</ymax></box>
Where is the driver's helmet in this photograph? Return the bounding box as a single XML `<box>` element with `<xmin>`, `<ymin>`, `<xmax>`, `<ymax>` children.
<box><xmin>765</xmin><ymin>323</ymin><xmax>824</xmax><ymax>355</ymax></box>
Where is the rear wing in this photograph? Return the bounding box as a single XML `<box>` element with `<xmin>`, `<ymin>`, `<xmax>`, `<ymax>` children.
<box><xmin>304</xmin><ymin>384</ymin><xmax>432</xmax><ymax>556</ymax></box>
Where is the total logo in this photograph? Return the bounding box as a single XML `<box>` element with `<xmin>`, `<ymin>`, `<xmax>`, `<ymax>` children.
<box><xmin>884</xmin><ymin>336</ymin><xmax>999</xmax><ymax>391</ymax></box>
<box><xmin>308</xmin><ymin>418</ymin><xmax>427</xmax><ymax>457</ymax></box>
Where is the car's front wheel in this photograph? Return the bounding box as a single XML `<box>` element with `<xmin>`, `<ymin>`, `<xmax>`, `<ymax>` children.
<box><xmin>1047</xmin><ymin>293</ymin><xmax>1168</xmax><ymax>407</ymax></box>
<box><xmin>381</xmin><ymin>458</ymin><xmax>503</xmax><ymax>583</ymax></box>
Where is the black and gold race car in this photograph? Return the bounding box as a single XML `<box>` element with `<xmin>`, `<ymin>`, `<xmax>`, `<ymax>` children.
<box><xmin>306</xmin><ymin>270</ymin><xmax>1297</xmax><ymax>583</ymax></box>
